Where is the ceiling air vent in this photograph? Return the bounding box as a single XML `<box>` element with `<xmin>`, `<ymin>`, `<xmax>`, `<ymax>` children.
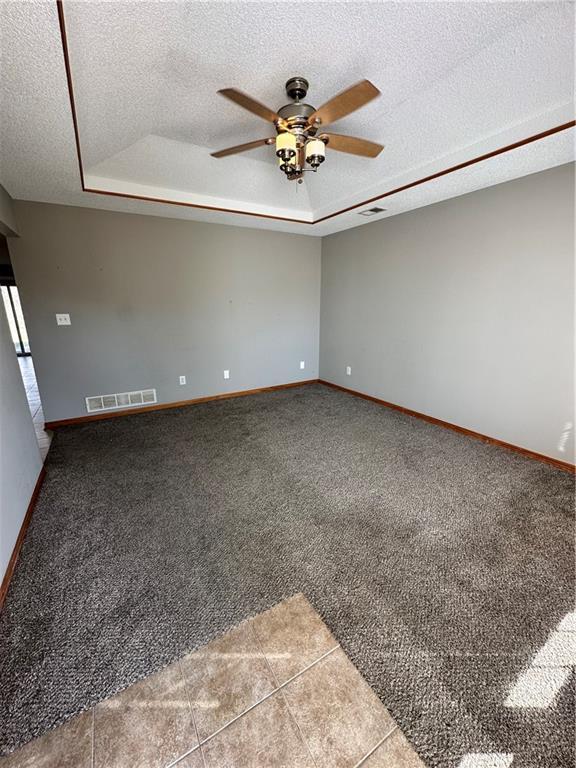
<box><xmin>85</xmin><ymin>388</ymin><xmax>157</xmax><ymax>413</ymax></box>
<box><xmin>358</xmin><ymin>207</ymin><xmax>386</xmax><ymax>216</ymax></box>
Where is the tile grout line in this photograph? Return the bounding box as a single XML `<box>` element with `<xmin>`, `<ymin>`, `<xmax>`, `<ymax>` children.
<box><xmin>185</xmin><ymin>662</ymin><xmax>208</xmax><ymax>768</ymax></box>
<box><xmin>166</xmin><ymin>743</ymin><xmax>201</xmax><ymax>767</ymax></box>
<box><xmin>164</xmin><ymin>661</ymin><xmax>206</xmax><ymax>768</ymax></box>
<box><xmin>278</xmin><ymin>687</ymin><xmax>320</xmax><ymax>766</ymax></box>
<box><xmin>197</xmin><ymin>644</ymin><xmax>340</xmax><ymax>748</ymax></box>
<box><xmin>259</xmin><ymin>642</ymin><xmax>340</xmax><ymax>694</ymax></box>
<box><xmin>352</xmin><ymin>724</ymin><xmax>399</xmax><ymax>768</ymax></box>
<box><xmin>166</xmin><ymin>643</ymin><xmax>340</xmax><ymax>768</ymax></box>
<box><xmin>249</xmin><ymin>622</ymin><xmax>321</xmax><ymax>768</ymax></box>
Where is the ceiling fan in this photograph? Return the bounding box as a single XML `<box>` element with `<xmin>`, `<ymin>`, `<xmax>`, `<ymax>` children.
<box><xmin>211</xmin><ymin>77</ymin><xmax>384</xmax><ymax>183</ymax></box>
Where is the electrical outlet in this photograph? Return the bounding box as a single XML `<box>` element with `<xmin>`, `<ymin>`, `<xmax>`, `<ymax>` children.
<box><xmin>223</xmin><ymin>370</ymin><xmax>230</xmax><ymax>380</ymax></box>
<box><xmin>346</xmin><ymin>366</ymin><xmax>352</xmax><ymax>376</ymax></box>
<box><xmin>179</xmin><ymin>375</ymin><xmax>186</xmax><ymax>385</ymax></box>
<box><xmin>56</xmin><ymin>313</ymin><xmax>71</xmax><ymax>326</ymax></box>
<box><xmin>300</xmin><ymin>360</ymin><xmax>305</xmax><ymax>370</ymax></box>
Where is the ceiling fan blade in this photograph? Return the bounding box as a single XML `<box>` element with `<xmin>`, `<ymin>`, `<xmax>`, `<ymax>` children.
<box><xmin>308</xmin><ymin>80</ymin><xmax>380</xmax><ymax>127</ymax></box>
<box><xmin>218</xmin><ymin>88</ymin><xmax>282</xmax><ymax>124</ymax></box>
<box><xmin>322</xmin><ymin>133</ymin><xmax>384</xmax><ymax>158</ymax></box>
<box><xmin>211</xmin><ymin>137</ymin><xmax>275</xmax><ymax>158</ymax></box>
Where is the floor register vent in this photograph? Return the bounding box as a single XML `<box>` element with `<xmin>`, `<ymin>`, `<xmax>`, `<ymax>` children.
<box><xmin>85</xmin><ymin>388</ymin><xmax>157</xmax><ymax>413</ymax></box>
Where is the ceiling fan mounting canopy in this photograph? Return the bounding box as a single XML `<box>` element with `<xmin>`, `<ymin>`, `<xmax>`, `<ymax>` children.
<box><xmin>285</xmin><ymin>76</ymin><xmax>309</xmax><ymax>101</ymax></box>
<box><xmin>211</xmin><ymin>76</ymin><xmax>384</xmax><ymax>182</ymax></box>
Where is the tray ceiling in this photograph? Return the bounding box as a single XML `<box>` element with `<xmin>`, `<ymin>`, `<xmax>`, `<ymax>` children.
<box><xmin>0</xmin><ymin>1</ymin><xmax>574</xmax><ymax>236</ymax></box>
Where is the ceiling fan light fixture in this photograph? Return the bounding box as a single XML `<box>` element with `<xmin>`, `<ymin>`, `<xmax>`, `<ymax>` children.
<box><xmin>276</xmin><ymin>131</ymin><xmax>297</xmax><ymax>161</ymax></box>
<box><xmin>305</xmin><ymin>138</ymin><xmax>326</xmax><ymax>168</ymax></box>
<box><xmin>213</xmin><ymin>78</ymin><xmax>384</xmax><ymax>183</ymax></box>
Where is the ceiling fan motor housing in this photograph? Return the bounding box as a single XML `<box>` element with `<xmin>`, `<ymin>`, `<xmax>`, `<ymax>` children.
<box><xmin>277</xmin><ymin>102</ymin><xmax>316</xmax><ymax>122</ymax></box>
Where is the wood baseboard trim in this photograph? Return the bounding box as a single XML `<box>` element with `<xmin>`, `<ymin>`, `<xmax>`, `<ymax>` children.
<box><xmin>0</xmin><ymin>466</ymin><xmax>47</xmax><ymax>612</ymax></box>
<box><xmin>319</xmin><ymin>380</ymin><xmax>575</xmax><ymax>474</ymax></box>
<box><xmin>44</xmin><ymin>379</ymin><xmax>320</xmax><ymax>429</ymax></box>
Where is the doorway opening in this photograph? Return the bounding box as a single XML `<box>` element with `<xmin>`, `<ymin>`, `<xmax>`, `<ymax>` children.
<box><xmin>1</xmin><ymin>236</ymin><xmax>52</xmax><ymax>459</ymax></box>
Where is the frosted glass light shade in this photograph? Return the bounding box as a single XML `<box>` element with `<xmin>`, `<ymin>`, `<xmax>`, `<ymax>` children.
<box><xmin>305</xmin><ymin>138</ymin><xmax>325</xmax><ymax>165</ymax></box>
<box><xmin>276</xmin><ymin>132</ymin><xmax>297</xmax><ymax>158</ymax></box>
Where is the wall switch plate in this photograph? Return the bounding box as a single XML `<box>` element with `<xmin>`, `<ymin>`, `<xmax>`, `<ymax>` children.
<box><xmin>346</xmin><ymin>366</ymin><xmax>352</xmax><ymax>376</ymax></box>
<box><xmin>300</xmin><ymin>360</ymin><xmax>305</xmax><ymax>370</ymax></box>
<box><xmin>179</xmin><ymin>375</ymin><xmax>186</xmax><ymax>385</ymax></box>
<box><xmin>56</xmin><ymin>313</ymin><xmax>71</xmax><ymax>326</ymax></box>
<box><xmin>223</xmin><ymin>370</ymin><xmax>230</xmax><ymax>380</ymax></box>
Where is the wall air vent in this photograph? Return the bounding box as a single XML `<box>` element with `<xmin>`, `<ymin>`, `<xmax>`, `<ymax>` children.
<box><xmin>85</xmin><ymin>388</ymin><xmax>157</xmax><ymax>413</ymax></box>
<box><xmin>358</xmin><ymin>207</ymin><xmax>386</xmax><ymax>216</ymax></box>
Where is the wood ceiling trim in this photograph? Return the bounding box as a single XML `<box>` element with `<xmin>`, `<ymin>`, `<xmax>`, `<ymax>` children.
<box><xmin>57</xmin><ymin>0</ymin><xmax>85</xmax><ymax>190</ymax></box>
<box><xmin>314</xmin><ymin>120</ymin><xmax>576</xmax><ymax>223</ymax></box>
<box><xmin>56</xmin><ymin>0</ymin><xmax>311</xmax><ymax>226</ymax></box>
<box><xmin>56</xmin><ymin>1</ymin><xmax>575</xmax><ymax>227</ymax></box>
<box><xmin>81</xmin><ymin>188</ymin><xmax>311</xmax><ymax>225</ymax></box>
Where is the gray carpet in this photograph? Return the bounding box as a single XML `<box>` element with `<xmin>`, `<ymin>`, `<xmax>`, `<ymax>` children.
<box><xmin>0</xmin><ymin>383</ymin><xmax>573</xmax><ymax>767</ymax></box>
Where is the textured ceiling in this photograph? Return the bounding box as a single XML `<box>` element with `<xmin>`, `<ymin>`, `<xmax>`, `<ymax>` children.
<box><xmin>0</xmin><ymin>1</ymin><xmax>574</xmax><ymax>235</ymax></box>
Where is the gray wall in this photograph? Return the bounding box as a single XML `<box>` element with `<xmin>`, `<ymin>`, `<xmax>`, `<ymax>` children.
<box><xmin>320</xmin><ymin>164</ymin><xmax>575</xmax><ymax>462</ymax></box>
<box><xmin>10</xmin><ymin>203</ymin><xmax>321</xmax><ymax>422</ymax></box>
<box><xmin>8</xmin><ymin>166</ymin><xmax>574</xmax><ymax>462</ymax></box>
<box><xmin>0</xmin><ymin>289</ymin><xmax>42</xmax><ymax>581</ymax></box>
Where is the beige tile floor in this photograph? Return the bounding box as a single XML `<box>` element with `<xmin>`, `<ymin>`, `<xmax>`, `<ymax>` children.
<box><xmin>18</xmin><ymin>356</ymin><xmax>52</xmax><ymax>461</ymax></box>
<box><xmin>0</xmin><ymin>594</ymin><xmax>427</xmax><ymax>768</ymax></box>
